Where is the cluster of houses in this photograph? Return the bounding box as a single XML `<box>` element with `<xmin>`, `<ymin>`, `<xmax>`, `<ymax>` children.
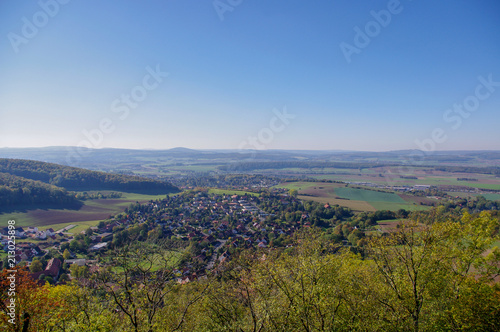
<box><xmin>0</xmin><ymin>226</ymin><xmax>61</xmax><ymax>241</ymax></box>
<box><xmin>91</xmin><ymin>191</ymin><xmax>303</xmax><ymax>279</ymax></box>
<box><xmin>0</xmin><ymin>224</ymin><xmax>111</xmax><ymax>283</ymax></box>
<box><xmin>1</xmin><ymin>190</ymin><xmax>304</xmax><ymax>285</ymax></box>
<box><xmin>0</xmin><ymin>238</ymin><xmax>62</xmax><ymax>283</ymax></box>
<box><xmin>29</xmin><ymin>257</ymin><xmax>62</xmax><ymax>283</ymax></box>
<box><xmin>171</xmin><ymin>174</ymin><xmax>281</xmax><ymax>191</ymax></box>
<box><xmin>0</xmin><ymin>241</ymin><xmax>42</xmax><ymax>263</ymax></box>
<box><xmin>156</xmin><ymin>194</ymin><xmax>287</xmax><ymax>245</ymax></box>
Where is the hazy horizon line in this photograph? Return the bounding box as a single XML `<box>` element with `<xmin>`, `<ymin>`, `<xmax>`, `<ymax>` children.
<box><xmin>1</xmin><ymin>145</ymin><xmax>499</xmax><ymax>154</ymax></box>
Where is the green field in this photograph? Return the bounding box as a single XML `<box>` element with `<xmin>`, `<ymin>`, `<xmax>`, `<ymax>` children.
<box><xmin>446</xmin><ymin>192</ymin><xmax>500</xmax><ymax>201</ymax></box>
<box><xmin>131</xmin><ymin>163</ymin><xmax>219</xmax><ymax>176</ymax></box>
<box><xmin>334</xmin><ymin>187</ymin><xmax>405</xmax><ymax>203</ymax></box>
<box><xmin>278</xmin><ymin>181</ymin><xmax>432</xmax><ymax>212</ymax></box>
<box><xmin>0</xmin><ymin>191</ymin><xmax>171</xmax><ymax>231</ymax></box>
<box><xmin>482</xmin><ymin>194</ymin><xmax>500</xmax><ymax>201</ymax></box>
<box><xmin>414</xmin><ymin>177</ymin><xmax>500</xmax><ymax>190</ymax></box>
<box><xmin>369</xmin><ymin>202</ymin><xmax>430</xmax><ymax>211</ymax></box>
<box><xmin>285</xmin><ymin>168</ymin><xmax>500</xmax><ymax>192</ymax></box>
<box><xmin>169</xmin><ymin>165</ymin><xmax>218</xmax><ymax>172</ymax></box>
<box><xmin>335</xmin><ymin>187</ymin><xmax>429</xmax><ymax>211</ymax></box>
<box><xmin>447</xmin><ymin>192</ymin><xmax>479</xmax><ymax>198</ymax></box>
<box><xmin>297</xmin><ymin>195</ymin><xmax>376</xmax><ymax>212</ymax></box>
<box><xmin>276</xmin><ymin>182</ymin><xmax>331</xmax><ymax>191</ymax></box>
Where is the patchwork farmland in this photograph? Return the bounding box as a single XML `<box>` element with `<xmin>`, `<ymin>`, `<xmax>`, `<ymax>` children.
<box><xmin>277</xmin><ymin>182</ymin><xmax>435</xmax><ymax>212</ymax></box>
<box><xmin>0</xmin><ymin>192</ymin><xmax>169</xmax><ymax>232</ymax></box>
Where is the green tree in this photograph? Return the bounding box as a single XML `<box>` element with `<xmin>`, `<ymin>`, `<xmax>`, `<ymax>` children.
<box><xmin>29</xmin><ymin>259</ymin><xmax>43</xmax><ymax>273</ymax></box>
<box><xmin>94</xmin><ymin>241</ymin><xmax>207</xmax><ymax>332</ymax></box>
<box><xmin>69</xmin><ymin>264</ymin><xmax>89</xmax><ymax>279</ymax></box>
<box><xmin>367</xmin><ymin>211</ymin><xmax>500</xmax><ymax>331</ymax></box>
<box><xmin>63</xmin><ymin>249</ymin><xmax>71</xmax><ymax>260</ymax></box>
<box><xmin>59</xmin><ymin>273</ymin><xmax>70</xmax><ymax>283</ymax></box>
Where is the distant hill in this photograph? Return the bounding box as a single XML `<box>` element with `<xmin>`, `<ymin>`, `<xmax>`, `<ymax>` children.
<box><xmin>0</xmin><ymin>158</ymin><xmax>179</xmax><ymax>194</ymax></box>
<box><xmin>168</xmin><ymin>147</ymin><xmax>200</xmax><ymax>154</ymax></box>
<box><xmin>2</xmin><ymin>147</ymin><xmax>500</xmax><ymax>167</ymax></box>
<box><xmin>1</xmin><ymin>148</ymin><xmax>500</xmax><ymax>179</ymax></box>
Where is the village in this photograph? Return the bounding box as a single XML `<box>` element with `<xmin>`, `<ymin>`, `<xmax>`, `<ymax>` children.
<box><xmin>0</xmin><ymin>188</ymin><xmax>316</xmax><ymax>284</ymax></box>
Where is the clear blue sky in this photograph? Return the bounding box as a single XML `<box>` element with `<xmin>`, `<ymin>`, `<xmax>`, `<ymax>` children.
<box><xmin>1</xmin><ymin>0</ymin><xmax>499</xmax><ymax>151</ymax></box>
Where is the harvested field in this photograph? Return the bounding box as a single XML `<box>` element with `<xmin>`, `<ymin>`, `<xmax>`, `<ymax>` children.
<box><xmin>297</xmin><ymin>195</ymin><xmax>376</xmax><ymax>212</ymax></box>
<box><xmin>0</xmin><ymin>192</ymin><xmax>169</xmax><ymax>229</ymax></box>
<box><xmin>376</xmin><ymin>219</ymin><xmax>425</xmax><ymax>233</ymax></box>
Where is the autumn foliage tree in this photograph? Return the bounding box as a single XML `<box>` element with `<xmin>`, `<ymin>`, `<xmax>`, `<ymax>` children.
<box><xmin>1</xmin><ymin>211</ymin><xmax>499</xmax><ymax>331</ymax></box>
<box><xmin>0</xmin><ymin>267</ymin><xmax>67</xmax><ymax>331</ymax></box>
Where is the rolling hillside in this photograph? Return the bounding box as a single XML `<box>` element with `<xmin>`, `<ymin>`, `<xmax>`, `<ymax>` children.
<box><xmin>0</xmin><ymin>172</ymin><xmax>79</xmax><ymax>207</ymax></box>
<box><xmin>0</xmin><ymin>158</ymin><xmax>179</xmax><ymax>209</ymax></box>
<box><xmin>0</xmin><ymin>158</ymin><xmax>179</xmax><ymax>193</ymax></box>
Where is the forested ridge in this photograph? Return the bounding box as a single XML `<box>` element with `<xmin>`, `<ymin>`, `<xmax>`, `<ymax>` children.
<box><xmin>0</xmin><ymin>172</ymin><xmax>78</xmax><ymax>207</ymax></box>
<box><xmin>0</xmin><ymin>158</ymin><xmax>179</xmax><ymax>193</ymax></box>
<box><xmin>0</xmin><ymin>158</ymin><xmax>179</xmax><ymax>208</ymax></box>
